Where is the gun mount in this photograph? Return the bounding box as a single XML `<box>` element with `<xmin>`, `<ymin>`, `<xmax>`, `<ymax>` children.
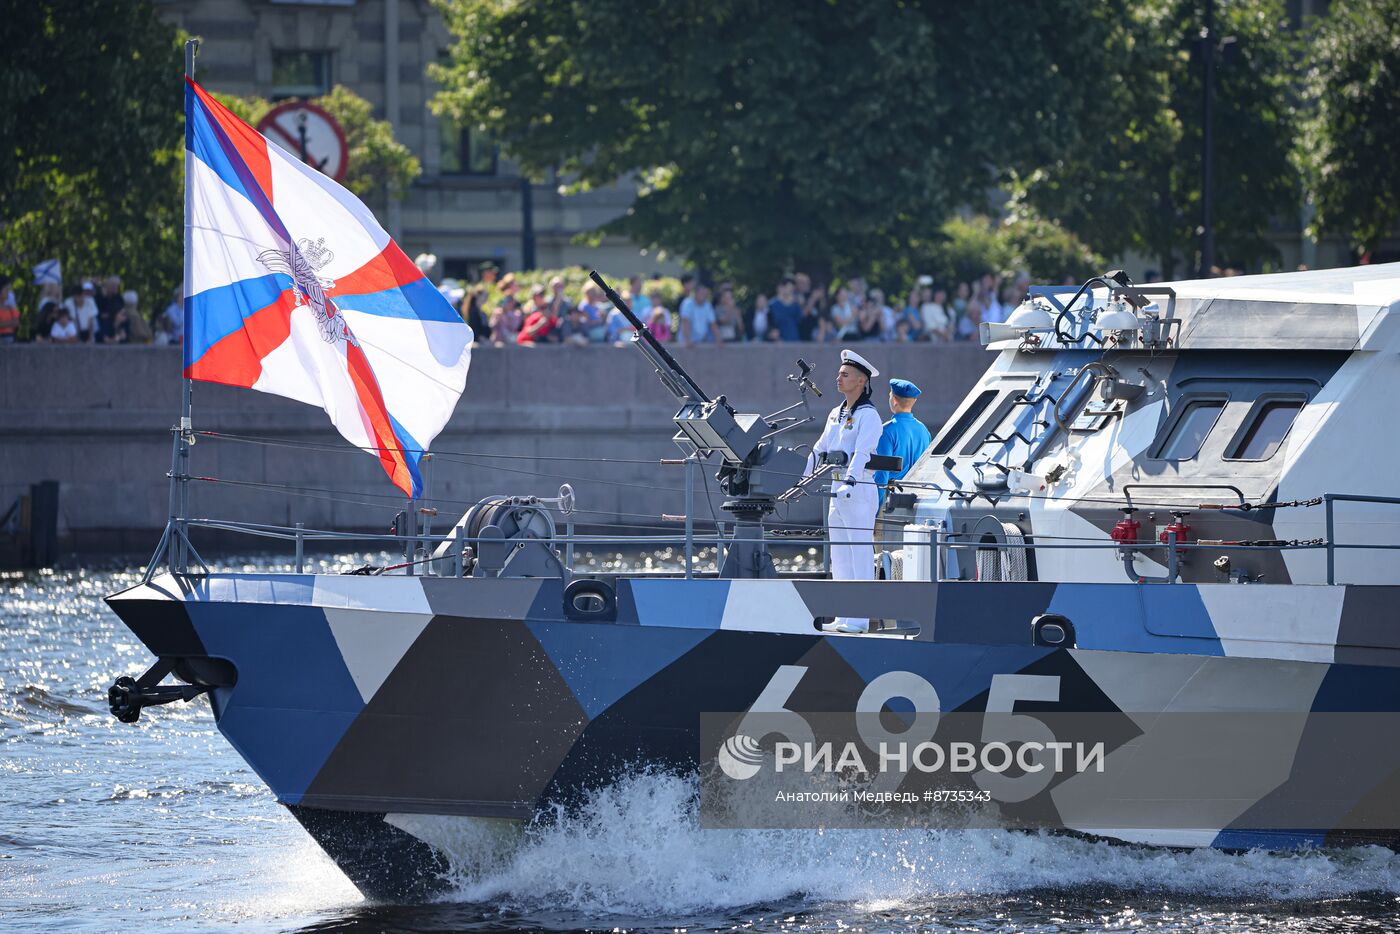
<box><xmin>589</xmin><ymin>271</ymin><xmax>820</xmax><ymax>578</ymax></box>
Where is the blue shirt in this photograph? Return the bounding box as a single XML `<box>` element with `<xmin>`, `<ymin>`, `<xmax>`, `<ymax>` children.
<box><xmin>680</xmin><ymin>298</ymin><xmax>717</xmax><ymax>342</ymax></box>
<box><xmin>897</xmin><ymin>305</ymin><xmax>924</xmax><ymax>338</ymax></box>
<box><xmin>604</xmin><ymin>305</ymin><xmax>631</xmax><ymax>342</ymax></box>
<box><xmin>874</xmin><ymin>412</ymin><xmax>932</xmax><ymax>505</ymax></box>
<box><xmin>767</xmin><ymin>299</ymin><xmax>802</xmax><ymax>341</ymax></box>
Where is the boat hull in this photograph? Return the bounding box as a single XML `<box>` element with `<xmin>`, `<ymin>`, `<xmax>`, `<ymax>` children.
<box><xmin>107</xmin><ymin>572</ymin><xmax>1400</xmax><ymax>899</ymax></box>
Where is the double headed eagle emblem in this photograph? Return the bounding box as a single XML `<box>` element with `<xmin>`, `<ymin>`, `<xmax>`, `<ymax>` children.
<box><xmin>256</xmin><ymin>236</ymin><xmax>358</xmax><ymax>346</ymax></box>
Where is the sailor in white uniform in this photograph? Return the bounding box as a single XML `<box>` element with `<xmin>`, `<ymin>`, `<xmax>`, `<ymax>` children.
<box><xmin>807</xmin><ymin>349</ymin><xmax>883</xmax><ymax>633</ymax></box>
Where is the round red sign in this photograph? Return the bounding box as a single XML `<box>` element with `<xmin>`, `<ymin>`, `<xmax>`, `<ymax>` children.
<box><xmin>256</xmin><ymin>101</ymin><xmax>350</xmax><ymax>182</ymax></box>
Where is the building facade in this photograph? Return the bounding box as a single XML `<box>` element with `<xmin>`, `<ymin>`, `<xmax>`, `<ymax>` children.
<box><xmin>155</xmin><ymin>0</ymin><xmax>672</xmax><ymax>282</ymax></box>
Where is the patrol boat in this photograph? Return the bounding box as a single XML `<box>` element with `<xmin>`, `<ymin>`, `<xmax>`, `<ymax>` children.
<box><xmin>107</xmin><ymin>264</ymin><xmax>1400</xmax><ymax>899</ymax></box>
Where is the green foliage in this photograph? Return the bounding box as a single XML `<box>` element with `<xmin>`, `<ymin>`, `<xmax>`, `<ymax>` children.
<box><xmin>853</xmin><ymin>217</ymin><xmax>1003</xmax><ymax>296</ymax></box>
<box><xmin>855</xmin><ymin>212</ymin><xmax>1101</xmax><ymax>296</ymax></box>
<box><xmin>1299</xmin><ymin>0</ymin><xmax>1400</xmax><ymax>253</ymax></box>
<box><xmin>212</xmin><ymin>85</ymin><xmax>421</xmax><ymax>205</ymax></box>
<box><xmin>432</xmin><ymin>0</ymin><xmax>1148</xmax><ymax>289</ymax></box>
<box><xmin>999</xmin><ymin>208</ymin><xmax>1106</xmax><ymax>285</ymax></box>
<box><xmin>0</xmin><ymin>0</ymin><xmax>184</xmax><ymax>331</ymax></box>
<box><xmin>930</xmin><ymin>218</ymin><xmax>1015</xmax><ymax>288</ymax></box>
<box><xmin>1015</xmin><ymin>0</ymin><xmax>1300</xmax><ymax>274</ymax></box>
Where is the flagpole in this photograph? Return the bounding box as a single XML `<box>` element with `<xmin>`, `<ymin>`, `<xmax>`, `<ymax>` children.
<box><xmin>169</xmin><ymin>37</ymin><xmax>200</xmax><ymax>575</ymax></box>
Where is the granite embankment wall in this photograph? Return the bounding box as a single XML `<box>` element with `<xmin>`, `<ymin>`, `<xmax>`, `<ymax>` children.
<box><xmin>1</xmin><ymin>343</ymin><xmax>993</xmax><ymax>558</ymax></box>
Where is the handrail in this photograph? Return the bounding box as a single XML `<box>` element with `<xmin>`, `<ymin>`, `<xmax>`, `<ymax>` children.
<box><xmin>155</xmin><ymin>504</ymin><xmax>1400</xmax><ymax>587</ymax></box>
<box><xmin>181</xmin><ymin>515</ymin><xmax>1342</xmax><ymax>555</ymax></box>
<box><xmin>1122</xmin><ymin>483</ymin><xmax>1247</xmax><ymax>509</ymax></box>
<box><xmin>187</xmin><ymin>518</ymin><xmax>731</xmax><ymax>547</ymax></box>
<box><xmin>1323</xmin><ymin>493</ymin><xmax>1400</xmax><ymax>584</ymax></box>
<box><xmin>936</xmin><ymin>535</ymin><xmax>1327</xmax><ymax>553</ymax></box>
<box><xmin>1051</xmin><ymin>362</ymin><xmax>1114</xmax><ymax>434</ymax></box>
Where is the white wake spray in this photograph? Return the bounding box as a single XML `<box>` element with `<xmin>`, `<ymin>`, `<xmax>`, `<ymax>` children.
<box><xmin>414</xmin><ymin>770</ymin><xmax>1400</xmax><ymax>916</ymax></box>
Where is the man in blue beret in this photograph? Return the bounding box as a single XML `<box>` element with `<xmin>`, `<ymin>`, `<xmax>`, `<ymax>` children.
<box><xmin>873</xmin><ymin>378</ymin><xmax>932</xmax><ymax>506</ymax></box>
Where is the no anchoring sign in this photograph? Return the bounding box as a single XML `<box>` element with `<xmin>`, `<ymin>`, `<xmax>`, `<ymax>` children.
<box><xmin>257</xmin><ymin>101</ymin><xmax>349</xmax><ymax>182</ymax></box>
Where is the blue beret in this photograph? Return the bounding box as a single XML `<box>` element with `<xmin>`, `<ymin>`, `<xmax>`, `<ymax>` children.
<box><xmin>889</xmin><ymin>378</ymin><xmax>921</xmax><ymax>398</ymax></box>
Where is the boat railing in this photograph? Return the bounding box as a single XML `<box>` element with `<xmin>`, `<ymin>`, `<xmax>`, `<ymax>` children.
<box><xmin>1323</xmin><ymin>493</ymin><xmax>1400</xmax><ymax>584</ymax></box>
<box><xmin>138</xmin><ymin>494</ymin><xmax>1400</xmax><ymax>586</ymax></box>
<box><xmin>932</xmin><ymin>528</ymin><xmax>1325</xmax><ymax>584</ymax></box>
<box><xmin>1121</xmin><ymin>483</ymin><xmax>1247</xmax><ymax>509</ymax></box>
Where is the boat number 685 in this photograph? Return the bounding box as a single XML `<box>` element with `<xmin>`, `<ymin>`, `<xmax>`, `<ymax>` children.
<box><xmin>733</xmin><ymin>666</ymin><xmax>1061</xmax><ymax>802</ymax></box>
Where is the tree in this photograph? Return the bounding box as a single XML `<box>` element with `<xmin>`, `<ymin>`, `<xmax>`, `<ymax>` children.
<box><xmin>1014</xmin><ymin>0</ymin><xmax>1300</xmax><ymax>276</ymax></box>
<box><xmin>1300</xmin><ymin>0</ymin><xmax>1400</xmax><ymax>254</ymax></box>
<box><xmin>0</xmin><ymin>0</ymin><xmax>184</xmax><ymax>321</ymax></box>
<box><xmin>927</xmin><ymin>217</ymin><xmax>1015</xmax><ymax>289</ymax></box>
<box><xmin>1000</xmin><ymin>207</ymin><xmax>1106</xmax><ymax>284</ymax></box>
<box><xmin>858</xmin><ymin>211</ymin><xmax>1102</xmax><ymax>292</ymax></box>
<box><xmin>213</xmin><ymin>86</ymin><xmax>421</xmax><ymax>210</ymax></box>
<box><xmin>432</xmin><ymin>0</ymin><xmax>1149</xmax><ymax>288</ymax></box>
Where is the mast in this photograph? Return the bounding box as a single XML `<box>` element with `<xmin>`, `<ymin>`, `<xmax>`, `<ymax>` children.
<box><xmin>182</xmin><ymin>36</ymin><xmax>197</xmax><ymax>434</ymax></box>
<box><xmin>1199</xmin><ymin>0</ymin><xmax>1216</xmax><ymax>277</ymax></box>
<box><xmin>154</xmin><ymin>38</ymin><xmax>200</xmax><ymax>578</ymax></box>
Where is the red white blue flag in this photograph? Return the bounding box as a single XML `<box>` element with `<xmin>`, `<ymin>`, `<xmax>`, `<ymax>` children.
<box><xmin>182</xmin><ymin>78</ymin><xmax>472</xmax><ymax>497</ymax></box>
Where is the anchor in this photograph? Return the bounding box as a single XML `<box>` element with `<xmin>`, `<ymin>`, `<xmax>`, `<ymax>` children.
<box><xmin>107</xmin><ymin>659</ymin><xmax>211</xmax><ymax>724</ymax></box>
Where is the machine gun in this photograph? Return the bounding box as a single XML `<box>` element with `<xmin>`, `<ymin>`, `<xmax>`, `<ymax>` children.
<box><xmin>589</xmin><ymin>271</ymin><xmax>821</xmax><ymax>578</ymax></box>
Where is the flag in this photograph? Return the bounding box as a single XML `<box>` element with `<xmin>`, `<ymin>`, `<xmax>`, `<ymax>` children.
<box><xmin>32</xmin><ymin>259</ymin><xmax>61</xmax><ymax>287</ymax></box>
<box><xmin>181</xmin><ymin>78</ymin><xmax>472</xmax><ymax>498</ymax></box>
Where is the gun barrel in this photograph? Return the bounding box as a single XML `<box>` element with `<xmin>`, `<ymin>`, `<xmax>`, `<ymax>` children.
<box><xmin>589</xmin><ymin>270</ymin><xmax>710</xmax><ymax>404</ymax></box>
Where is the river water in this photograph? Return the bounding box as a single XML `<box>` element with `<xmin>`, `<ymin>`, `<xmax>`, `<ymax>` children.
<box><xmin>7</xmin><ymin>558</ymin><xmax>1400</xmax><ymax>932</ymax></box>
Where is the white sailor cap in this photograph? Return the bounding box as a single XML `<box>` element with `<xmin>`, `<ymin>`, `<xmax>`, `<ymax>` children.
<box><xmin>839</xmin><ymin>348</ymin><xmax>879</xmax><ymax>379</ymax></box>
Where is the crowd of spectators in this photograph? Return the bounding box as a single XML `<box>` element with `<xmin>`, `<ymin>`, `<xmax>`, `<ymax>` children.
<box><xmin>453</xmin><ymin>268</ymin><xmax>1041</xmax><ymax>348</ymax></box>
<box><xmin>2</xmin><ymin>273</ymin><xmax>185</xmax><ymax>346</ymax></box>
<box><xmin>0</xmin><ymin>263</ymin><xmax>1070</xmax><ymax>349</ymax></box>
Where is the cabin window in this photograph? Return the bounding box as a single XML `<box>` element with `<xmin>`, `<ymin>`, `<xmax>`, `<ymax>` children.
<box><xmin>961</xmin><ymin>391</ymin><xmax>1029</xmax><ymax>457</ymax></box>
<box><xmin>932</xmin><ymin>390</ymin><xmax>997</xmax><ymax>456</ymax></box>
<box><xmin>1154</xmin><ymin>399</ymin><xmax>1226</xmax><ymax>460</ymax></box>
<box><xmin>1227</xmin><ymin>398</ymin><xmax>1306</xmax><ymax>461</ymax></box>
